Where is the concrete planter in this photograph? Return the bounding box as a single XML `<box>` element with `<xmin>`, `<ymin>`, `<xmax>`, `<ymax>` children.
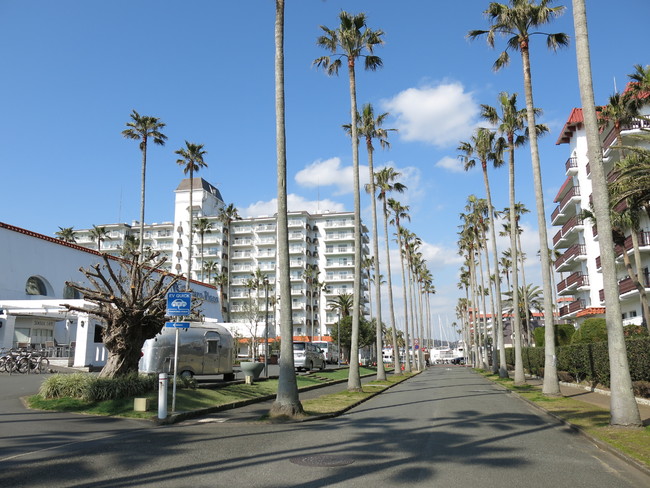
<box><xmin>240</xmin><ymin>361</ymin><xmax>264</xmax><ymax>379</ymax></box>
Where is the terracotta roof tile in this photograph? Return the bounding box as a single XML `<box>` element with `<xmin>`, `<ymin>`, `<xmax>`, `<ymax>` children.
<box><xmin>576</xmin><ymin>307</ymin><xmax>606</xmax><ymax>317</ymax></box>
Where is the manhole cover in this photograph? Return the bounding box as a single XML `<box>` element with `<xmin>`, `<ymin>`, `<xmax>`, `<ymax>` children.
<box><xmin>290</xmin><ymin>455</ymin><xmax>355</xmax><ymax>467</ymax></box>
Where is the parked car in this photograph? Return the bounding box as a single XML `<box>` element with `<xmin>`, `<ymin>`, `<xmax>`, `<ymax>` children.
<box><xmin>293</xmin><ymin>341</ymin><xmax>326</xmax><ymax>371</ymax></box>
<box><xmin>450</xmin><ymin>357</ymin><xmax>466</xmax><ymax>365</ymax></box>
<box><xmin>312</xmin><ymin>340</ymin><xmax>339</xmax><ymax>364</ymax></box>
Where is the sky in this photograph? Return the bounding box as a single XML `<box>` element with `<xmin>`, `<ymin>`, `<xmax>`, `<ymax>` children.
<box><xmin>1</xmin><ymin>0</ymin><xmax>648</xmax><ymax>342</ymax></box>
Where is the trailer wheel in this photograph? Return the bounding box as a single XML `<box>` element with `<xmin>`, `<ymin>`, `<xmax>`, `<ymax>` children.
<box><xmin>180</xmin><ymin>370</ymin><xmax>193</xmax><ymax>378</ymax></box>
<box><xmin>223</xmin><ymin>372</ymin><xmax>235</xmax><ymax>382</ymax></box>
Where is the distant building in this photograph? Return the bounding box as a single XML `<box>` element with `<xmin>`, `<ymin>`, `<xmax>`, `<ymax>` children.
<box><xmin>73</xmin><ymin>177</ymin><xmax>369</xmax><ymax>339</ymax></box>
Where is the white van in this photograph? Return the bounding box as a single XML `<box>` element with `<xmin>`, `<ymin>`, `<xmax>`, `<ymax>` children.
<box><xmin>139</xmin><ymin>322</ymin><xmax>235</xmax><ymax>380</ymax></box>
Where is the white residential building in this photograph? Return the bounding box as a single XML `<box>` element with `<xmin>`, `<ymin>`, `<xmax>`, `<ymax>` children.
<box><xmin>553</xmin><ymin>102</ymin><xmax>650</xmax><ymax>325</ymax></box>
<box><xmin>74</xmin><ymin>178</ymin><xmax>369</xmax><ymax>339</ymax></box>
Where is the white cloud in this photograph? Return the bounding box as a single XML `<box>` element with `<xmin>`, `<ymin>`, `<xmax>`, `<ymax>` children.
<box><xmin>382</xmin><ymin>82</ymin><xmax>480</xmax><ymax>147</ymax></box>
<box><xmin>240</xmin><ymin>194</ymin><xmax>346</xmax><ymax>218</ymax></box>
<box><xmin>435</xmin><ymin>155</ymin><xmax>465</xmax><ymax>173</ymax></box>
<box><xmin>295</xmin><ymin>157</ymin><xmax>368</xmax><ymax>195</ymax></box>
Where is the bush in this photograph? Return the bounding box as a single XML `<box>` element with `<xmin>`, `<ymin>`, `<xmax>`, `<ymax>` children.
<box><xmin>40</xmin><ymin>373</ymin><xmax>157</xmax><ymax>402</ymax></box>
<box><xmin>533</xmin><ymin>323</ymin><xmax>576</xmax><ymax>348</ymax></box>
<box><xmin>571</xmin><ymin>318</ymin><xmax>607</xmax><ymax>344</ymax></box>
<box><xmin>632</xmin><ymin>381</ymin><xmax>650</xmax><ymax>398</ymax></box>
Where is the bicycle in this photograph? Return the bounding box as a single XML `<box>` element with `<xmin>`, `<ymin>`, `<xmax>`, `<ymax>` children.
<box><xmin>19</xmin><ymin>349</ymin><xmax>50</xmax><ymax>374</ymax></box>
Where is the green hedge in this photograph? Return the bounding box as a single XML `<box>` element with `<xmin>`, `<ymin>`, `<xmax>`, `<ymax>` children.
<box><xmin>39</xmin><ymin>373</ymin><xmax>157</xmax><ymax>402</ymax></box>
<box><xmin>506</xmin><ymin>337</ymin><xmax>650</xmax><ymax>387</ymax></box>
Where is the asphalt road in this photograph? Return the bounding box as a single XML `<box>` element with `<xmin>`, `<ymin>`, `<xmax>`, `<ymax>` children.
<box><xmin>2</xmin><ymin>367</ymin><xmax>648</xmax><ymax>488</ymax></box>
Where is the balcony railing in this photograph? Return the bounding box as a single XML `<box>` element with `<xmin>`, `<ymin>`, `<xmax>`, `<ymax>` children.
<box><xmin>554</xmin><ymin>244</ymin><xmax>586</xmax><ymax>270</ymax></box>
<box><xmin>565</xmin><ymin>156</ymin><xmax>578</xmax><ymax>173</ymax></box>
<box><xmin>556</xmin><ymin>272</ymin><xmax>589</xmax><ymax>294</ymax></box>
<box><xmin>552</xmin><ymin>215</ymin><xmax>583</xmax><ymax>246</ymax></box>
<box><xmin>559</xmin><ymin>299</ymin><xmax>585</xmax><ymax>317</ymax></box>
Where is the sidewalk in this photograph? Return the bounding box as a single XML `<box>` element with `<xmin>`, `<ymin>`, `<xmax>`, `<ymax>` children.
<box><xmin>525</xmin><ymin>376</ymin><xmax>650</xmax><ymax>425</ymax></box>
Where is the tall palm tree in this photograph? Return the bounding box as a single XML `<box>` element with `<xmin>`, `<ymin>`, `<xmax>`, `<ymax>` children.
<box><xmin>328</xmin><ymin>293</ymin><xmax>354</xmax><ymax>318</ymax></box>
<box><xmin>346</xmin><ymin>102</ymin><xmax>394</xmax><ymax>381</ymax></box>
<box><xmin>458</xmin><ymin>128</ymin><xmax>504</xmax><ymax>374</ymax></box>
<box><xmin>175</xmin><ymin>141</ymin><xmax>208</xmax><ymax>290</ymax></box>
<box><xmin>212</xmin><ymin>272</ymin><xmax>229</xmax><ymax>322</ymax></box>
<box><xmin>194</xmin><ymin>217</ymin><xmax>213</xmax><ymax>282</ymax></box>
<box><xmin>626</xmin><ymin>64</ymin><xmax>650</xmax><ymax>116</ymax></box>
<box><xmin>270</xmin><ymin>0</ymin><xmax>302</xmax><ymax>419</ymax></box>
<box><xmin>572</xmin><ymin>0</ymin><xmax>641</xmax><ymax>426</ymax></box>
<box><xmin>389</xmin><ymin>199</ymin><xmax>410</xmax><ymax>374</ymax></box>
<box><xmin>122</xmin><ymin>110</ymin><xmax>167</xmax><ymax>260</ymax></box>
<box><xmin>218</xmin><ymin>203</ymin><xmax>242</xmax><ymax>322</ymax></box>
<box><xmin>315</xmin><ymin>11</ymin><xmax>384</xmax><ymax>392</ymax></box>
<box><xmin>469</xmin><ymin>0</ymin><xmax>569</xmax><ymax>392</ymax></box>
<box><xmin>360</xmin><ymin>256</ymin><xmax>375</xmax><ymax>320</ymax></box>
<box><xmin>55</xmin><ymin>226</ymin><xmax>77</xmax><ymax>243</ymax></box>
<box><xmin>481</xmin><ymin>91</ymin><xmax>547</xmax><ymax>376</ymax></box>
<box><xmin>89</xmin><ymin>225</ymin><xmax>109</xmax><ymax>252</ymax></box>
<box><xmin>374</xmin><ymin>168</ymin><xmax>406</xmax><ymax>375</ymax></box>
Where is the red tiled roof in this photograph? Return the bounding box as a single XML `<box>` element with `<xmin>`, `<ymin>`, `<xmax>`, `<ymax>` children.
<box><xmin>556</xmin><ymin>108</ymin><xmax>584</xmax><ymax>145</ymax></box>
<box><xmin>576</xmin><ymin>307</ymin><xmax>606</xmax><ymax>317</ymax></box>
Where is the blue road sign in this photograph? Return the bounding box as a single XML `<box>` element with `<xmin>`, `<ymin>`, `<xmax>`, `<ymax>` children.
<box><xmin>165</xmin><ymin>322</ymin><xmax>190</xmax><ymax>329</ymax></box>
<box><xmin>166</xmin><ymin>292</ymin><xmax>192</xmax><ymax>316</ymax></box>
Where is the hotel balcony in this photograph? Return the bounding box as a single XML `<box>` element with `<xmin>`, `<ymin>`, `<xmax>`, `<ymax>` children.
<box><xmin>557</xmin><ymin>271</ymin><xmax>589</xmax><ymax>295</ymax></box>
<box><xmin>565</xmin><ymin>156</ymin><xmax>578</xmax><ymax>175</ymax></box>
<box><xmin>599</xmin><ymin>270</ymin><xmax>650</xmax><ymax>301</ymax></box>
<box><xmin>554</xmin><ymin>244</ymin><xmax>587</xmax><ymax>272</ymax></box>
<box><xmin>552</xmin><ymin>215</ymin><xmax>584</xmax><ymax>248</ymax></box>
<box><xmin>558</xmin><ymin>298</ymin><xmax>585</xmax><ymax>318</ymax></box>
<box><xmin>551</xmin><ymin>187</ymin><xmax>581</xmax><ymax>225</ymax></box>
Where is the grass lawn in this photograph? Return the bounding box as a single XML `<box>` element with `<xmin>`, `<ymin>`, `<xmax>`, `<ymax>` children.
<box><xmin>26</xmin><ymin>367</ymin><xmax>411</xmax><ymax>421</ymax></box>
<box><xmin>477</xmin><ymin>370</ymin><xmax>650</xmax><ymax>468</ymax></box>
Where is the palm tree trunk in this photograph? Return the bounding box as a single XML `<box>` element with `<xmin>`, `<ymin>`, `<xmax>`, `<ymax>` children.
<box><xmin>367</xmin><ymin>148</ymin><xmax>386</xmax><ymax>380</ymax></box>
<box><xmin>520</xmin><ymin>45</ymin><xmax>559</xmax><ymax>394</ymax></box>
<box><xmin>476</xmin><ymin>244</ymin><xmax>490</xmax><ymax>370</ymax></box>
<box><xmin>347</xmin><ymin>60</ymin><xmax>362</xmax><ymax>391</ymax></box>
<box><xmin>508</xmin><ymin>143</ymin><xmax>524</xmax><ymax>382</ymax></box>
<box><xmin>382</xmin><ymin>201</ymin><xmax>400</xmax><ymax>375</ymax></box>
<box><xmin>481</xmin><ymin>166</ymin><xmax>504</xmax><ymax>374</ymax></box>
<box><xmin>270</xmin><ymin>0</ymin><xmax>303</xmax><ymax>417</ymax></box>
<box><xmin>187</xmin><ymin>171</ymin><xmax>194</xmax><ymax>291</ymax></box>
<box><xmin>572</xmin><ymin>0</ymin><xmax>641</xmax><ymax>426</ymax></box>
<box><xmin>139</xmin><ymin>141</ymin><xmax>147</xmax><ymax>261</ymax></box>
<box><xmin>517</xmin><ymin>232</ymin><xmax>531</xmax><ymax>346</ymax></box>
<box><xmin>398</xmin><ymin>231</ymin><xmax>412</xmax><ymax>373</ymax></box>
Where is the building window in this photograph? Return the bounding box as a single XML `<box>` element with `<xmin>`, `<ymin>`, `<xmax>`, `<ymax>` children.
<box><xmin>25</xmin><ymin>276</ymin><xmax>47</xmax><ymax>296</ymax></box>
<box><xmin>63</xmin><ymin>284</ymin><xmax>81</xmax><ymax>299</ymax></box>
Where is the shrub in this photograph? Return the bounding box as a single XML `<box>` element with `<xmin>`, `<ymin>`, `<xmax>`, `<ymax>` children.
<box><xmin>571</xmin><ymin>317</ymin><xmax>607</xmax><ymax>344</ymax></box>
<box><xmin>632</xmin><ymin>381</ymin><xmax>650</xmax><ymax>398</ymax></box>
<box><xmin>533</xmin><ymin>323</ymin><xmax>576</xmax><ymax>348</ymax></box>
<box><xmin>40</xmin><ymin>373</ymin><xmax>157</xmax><ymax>402</ymax></box>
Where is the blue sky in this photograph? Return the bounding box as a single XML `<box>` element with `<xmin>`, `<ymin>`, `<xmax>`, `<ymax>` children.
<box><xmin>1</xmin><ymin>1</ymin><xmax>648</xmax><ymax>340</ymax></box>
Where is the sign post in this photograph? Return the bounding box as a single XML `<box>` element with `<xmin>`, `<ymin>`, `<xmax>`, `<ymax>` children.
<box><xmin>166</xmin><ymin>292</ymin><xmax>192</xmax><ymax>412</ymax></box>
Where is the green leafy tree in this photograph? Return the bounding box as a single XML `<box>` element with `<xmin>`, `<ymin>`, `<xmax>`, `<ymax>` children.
<box><xmin>315</xmin><ymin>10</ymin><xmax>384</xmax><ymax>392</ymax></box>
<box><xmin>122</xmin><ymin>110</ymin><xmax>167</xmax><ymax>260</ymax></box>
<box><xmin>55</xmin><ymin>226</ymin><xmax>77</xmax><ymax>243</ymax></box>
<box><xmin>89</xmin><ymin>225</ymin><xmax>109</xmax><ymax>252</ymax></box>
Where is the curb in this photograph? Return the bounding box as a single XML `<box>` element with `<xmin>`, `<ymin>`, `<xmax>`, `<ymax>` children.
<box><xmin>156</xmin><ymin>370</ymin><xmax>415</xmax><ymax>425</ymax></box>
<box><xmin>479</xmin><ymin>371</ymin><xmax>650</xmax><ymax>478</ymax></box>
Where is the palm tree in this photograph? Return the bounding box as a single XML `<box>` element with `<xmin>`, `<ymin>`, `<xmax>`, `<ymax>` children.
<box><xmin>572</xmin><ymin>0</ymin><xmax>641</xmax><ymax>426</ymax></box>
<box><xmin>626</xmin><ymin>64</ymin><xmax>650</xmax><ymax>116</ymax></box>
<box><xmin>270</xmin><ymin>0</ymin><xmax>302</xmax><ymax>419</ymax></box>
<box><xmin>503</xmin><ymin>284</ymin><xmax>543</xmax><ymax>338</ymax></box>
<box><xmin>89</xmin><ymin>225</ymin><xmax>109</xmax><ymax>252</ymax></box>
<box><xmin>360</xmin><ymin>256</ymin><xmax>375</xmax><ymax>320</ymax></box>
<box><xmin>481</xmin><ymin>91</ymin><xmax>547</xmax><ymax>377</ymax></box>
<box><xmin>328</xmin><ymin>293</ymin><xmax>354</xmax><ymax>318</ymax></box>
<box><xmin>458</xmin><ymin>128</ymin><xmax>504</xmax><ymax>374</ymax></box>
<box><xmin>346</xmin><ymin>102</ymin><xmax>394</xmax><ymax>381</ymax></box>
<box><xmin>315</xmin><ymin>11</ymin><xmax>384</xmax><ymax>392</ymax></box>
<box><xmin>55</xmin><ymin>226</ymin><xmax>77</xmax><ymax>243</ymax></box>
<box><xmin>194</xmin><ymin>217</ymin><xmax>213</xmax><ymax>281</ymax></box>
<box><xmin>374</xmin><ymin>168</ymin><xmax>407</xmax><ymax>375</ymax></box>
<box><xmin>469</xmin><ymin>0</ymin><xmax>568</xmax><ymax>392</ymax></box>
<box><xmin>122</xmin><ymin>110</ymin><xmax>167</xmax><ymax>260</ymax></box>
<box><xmin>175</xmin><ymin>141</ymin><xmax>208</xmax><ymax>290</ymax></box>
<box><xmin>119</xmin><ymin>234</ymin><xmax>140</xmax><ymax>257</ymax></box>
<box><xmin>212</xmin><ymin>272</ymin><xmax>229</xmax><ymax>322</ymax></box>
<box><xmin>389</xmin><ymin>199</ymin><xmax>410</xmax><ymax>374</ymax></box>
<box><xmin>218</xmin><ymin>203</ymin><xmax>242</xmax><ymax>322</ymax></box>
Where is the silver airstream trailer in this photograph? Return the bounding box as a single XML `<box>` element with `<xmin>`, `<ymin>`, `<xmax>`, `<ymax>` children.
<box><xmin>139</xmin><ymin>322</ymin><xmax>235</xmax><ymax>380</ymax></box>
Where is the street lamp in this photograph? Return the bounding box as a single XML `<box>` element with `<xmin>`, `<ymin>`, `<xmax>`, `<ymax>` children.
<box><xmin>263</xmin><ymin>276</ymin><xmax>269</xmax><ymax>378</ymax></box>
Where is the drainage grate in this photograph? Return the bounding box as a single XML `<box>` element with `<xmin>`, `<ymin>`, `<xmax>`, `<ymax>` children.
<box><xmin>290</xmin><ymin>455</ymin><xmax>355</xmax><ymax>467</ymax></box>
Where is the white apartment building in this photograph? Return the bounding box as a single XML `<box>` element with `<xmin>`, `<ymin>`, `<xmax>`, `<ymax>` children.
<box><xmin>74</xmin><ymin>178</ymin><xmax>369</xmax><ymax>339</ymax></box>
<box><xmin>553</xmin><ymin>102</ymin><xmax>650</xmax><ymax>326</ymax></box>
